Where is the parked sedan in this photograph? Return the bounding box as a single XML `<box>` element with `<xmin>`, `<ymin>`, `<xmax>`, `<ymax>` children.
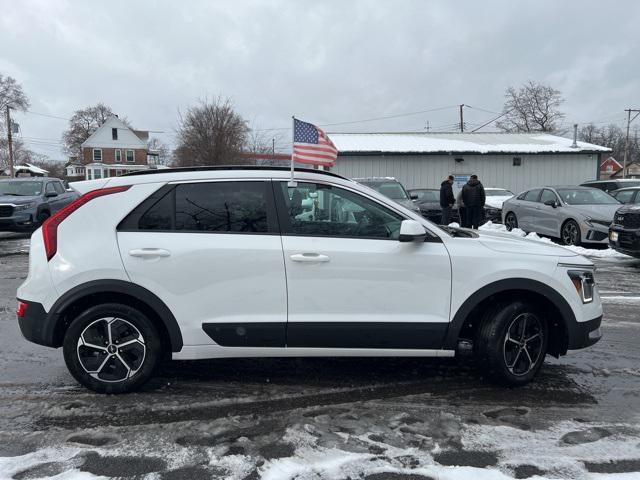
<box><xmin>609</xmin><ymin>204</ymin><xmax>640</xmax><ymax>257</ymax></box>
<box><xmin>502</xmin><ymin>186</ymin><xmax>620</xmax><ymax>246</ymax></box>
<box><xmin>408</xmin><ymin>188</ymin><xmax>460</xmax><ymax>224</ymax></box>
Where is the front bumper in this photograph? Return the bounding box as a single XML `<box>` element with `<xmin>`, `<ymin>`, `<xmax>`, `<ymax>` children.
<box><xmin>567</xmin><ymin>315</ymin><xmax>602</xmax><ymax>350</ymax></box>
<box><xmin>608</xmin><ymin>225</ymin><xmax>640</xmax><ymax>257</ymax></box>
<box><xmin>0</xmin><ymin>213</ymin><xmax>36</xmax><ymax>232</ymax></box>
<box><xmin>484</xmin><ymin>208</ymin><xmax>502</xmax><ymax>223</ymax></box>
<box><xmin>580</xmin><ymin>221</ymin><xmax>609</xmax><ymax>244</ymax></box>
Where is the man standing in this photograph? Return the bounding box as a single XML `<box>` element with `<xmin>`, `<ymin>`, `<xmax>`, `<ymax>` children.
<box><xmin>461</xmin><ymin>174</ymin><xmax>486</xmax><ymax>229</ymax></box>
<box><xmin>439</xmin><ymin>175</ymin><xmax>455</xmax><ymax>225</ymax></box>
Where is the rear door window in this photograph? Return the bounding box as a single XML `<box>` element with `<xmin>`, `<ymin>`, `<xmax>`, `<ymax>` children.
<box><xmin>123</xmin><ymin>181</ymin><xmax>277</xmax><ymax>233</ymax></box>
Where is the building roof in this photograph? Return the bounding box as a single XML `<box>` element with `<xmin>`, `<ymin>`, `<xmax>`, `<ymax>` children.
<box><xmin>327</xmin><ymin>132</ymin><xmax>611</xmax><ymax>155</ymax></box>
<box><xmin>81</xmin><ymin>116</ymin><xmax>147</xmax><ymax>149</ymax></box>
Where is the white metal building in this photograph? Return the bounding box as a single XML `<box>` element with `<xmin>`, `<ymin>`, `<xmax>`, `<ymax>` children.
<box><xmin>328</xmin><ymin>132</ymin><xmax>611</xmax><ymax>194</ymax></box>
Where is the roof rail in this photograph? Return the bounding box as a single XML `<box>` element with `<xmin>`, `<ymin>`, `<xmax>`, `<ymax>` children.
<box><xmin>124</xmin><ymin>165</ymin><xmax>348</xmax><ymax>180</ymax></box>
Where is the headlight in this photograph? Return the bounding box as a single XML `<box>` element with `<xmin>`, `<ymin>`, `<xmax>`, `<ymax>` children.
<box><xmin>568</xmin><ymin>270</ymin><xmax>595</xmax><ymax>303</ymax></box>
<box><xmin>14</xmin><ymin>202</ymin><xmax>36</xmax><ymax>212</ymax></box>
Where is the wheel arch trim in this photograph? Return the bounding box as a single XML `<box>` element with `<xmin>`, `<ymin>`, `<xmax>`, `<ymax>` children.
<box><xmin>47</xmin><ymin>279</ymin><xmax>183</xmax><ymax>352</ymax></box>
<box><xmin>443</xmin><ymin>277</ymin><xmax>576</xmax><ymax>350</ymax></box>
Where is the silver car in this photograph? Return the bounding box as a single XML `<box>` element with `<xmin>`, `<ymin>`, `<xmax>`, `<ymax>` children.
<box><xmin>502</xmin><ymin>186</ymin><xmax>621</xmax><ymax>246</ymax></box>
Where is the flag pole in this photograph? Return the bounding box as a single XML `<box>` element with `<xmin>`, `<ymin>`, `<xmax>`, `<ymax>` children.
<box><xmin>289</xmin><ymin>115</ymin><xmax>296</xmax><ymax>186</ymax></box>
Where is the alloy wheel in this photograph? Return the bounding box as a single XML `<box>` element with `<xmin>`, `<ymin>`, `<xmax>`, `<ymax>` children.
<box><xmin>502</xmin><ymin>313</ymin><xmax>544</xmax><ymax>376</ymax></box>
<box><xmin>76</xmin><ymin>317</ymin><xmax>146</xmax><ymax>382</ymax></box>
<box><xmin>562</xmin><ymin>221</ymin><xmax>580</xmax><ymax>245</ymax></box>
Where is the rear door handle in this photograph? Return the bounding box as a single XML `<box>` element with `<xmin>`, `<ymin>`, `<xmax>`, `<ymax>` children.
<box><xmin>290</xmin><ymin>253</ymin><xmax>330</xmax><ymax>263</ymax></box>
<box><xmin>129</xmin><ymin>248</ymin><xmax>171</xmax><ymax>258</ymax></box>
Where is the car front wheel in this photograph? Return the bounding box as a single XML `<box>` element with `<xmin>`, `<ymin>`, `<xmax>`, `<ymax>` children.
<box><xmin>504</xmin><ymin>212</ymin><xmax>518</xmax><ymax>231</ymax></box>
<box><xmin>475</xmin><ymin>301</ymin><xmax>548</xmax><ymax>386</ymax></box>
<box><xmin>561</xmin><ymin>219</ymin><xmax>581</xmax><ymax>246</ymax></box>
<box><xmin>63</xmin><ymin>303</ymin><xmax>162</xmax><ymax>393</ymax></box>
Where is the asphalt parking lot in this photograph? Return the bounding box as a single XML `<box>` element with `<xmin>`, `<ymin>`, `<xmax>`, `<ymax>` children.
<box><xmin>0</xmin><ymin>232</ymin><xmax>639</xmax><ymax>479</ymax></box>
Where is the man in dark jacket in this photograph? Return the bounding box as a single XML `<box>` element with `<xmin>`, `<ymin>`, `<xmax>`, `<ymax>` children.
<box><xmin>439</xmin><ymin>175</ymin><xmax>455</xmax><ymax>225</ymax></box>
<box><xmin>461</xmin><ymin>175</ymin><xmax>486</xmax><ymax>228</ymax></box>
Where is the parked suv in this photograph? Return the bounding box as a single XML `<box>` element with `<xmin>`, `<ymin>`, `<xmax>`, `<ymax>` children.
<box><xmin>0</xmin><ymin>177</ymin><xmax>78</xmax><ymax>232</ymax></box>
<box><xmin>609</xmin><ymin>205</ymin><xmax>640</xmax><ymax>258</ymax></box>
<box><xmin>17</xmin><ymin>167</ymin><xmax>602</xmax><ymax>393</ymax></box>
<box><xmin>353</xmin><ymin>177</ymin><xmax>422</xmax><ymax>214</ymax></box>
<box><xmin>581</xmin><ymin>179</ymin><xmax>640</xmax><ymax>194</ymax></box>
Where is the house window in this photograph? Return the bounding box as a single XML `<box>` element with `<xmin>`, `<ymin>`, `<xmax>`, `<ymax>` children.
<box><xmin>513</xmin><ymin>157</ymin><xmax>522</xmax><ymax>166</ymax></box>
<box><xmin>126</xmin><ymin>150</ymin><xmax>135</xmax><ymax>163</ymax></box>
<box><xmin>93</xmin><ymin>149</ymin><xmax>102</xmax><ymax>162</ymax></box>
<box><xmin>112</xmin><ymin>128</ymin><xmax>118</xmax><ymax>140</ymax></box>
<box><xmin>115</xmin><ymin>149</ymin><xmax>122</xmax><ymax>163</ymax></box>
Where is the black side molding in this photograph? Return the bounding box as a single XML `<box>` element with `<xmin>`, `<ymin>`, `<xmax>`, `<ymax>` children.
<box><xmin>202</xmin><ymin>322</ymin><xmax>285</xmax><ymax>347</ymax></box>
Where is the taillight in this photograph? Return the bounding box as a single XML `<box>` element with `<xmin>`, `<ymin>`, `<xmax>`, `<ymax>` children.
<box><xmin>42</xmin><ymin>185</ymin><xmax>131</xmax><ymax>261</ymax></box>
<box><xmin>16</xmin><ymin>301</ymin><xmax>28</xmax><ymax>318</ymax></box>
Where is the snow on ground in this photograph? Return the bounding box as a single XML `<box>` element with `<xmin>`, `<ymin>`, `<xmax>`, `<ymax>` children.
<box><xmin>476</xmin><ymin>221</ymin><xmax>629</xmax><ymax>259</ymax></box>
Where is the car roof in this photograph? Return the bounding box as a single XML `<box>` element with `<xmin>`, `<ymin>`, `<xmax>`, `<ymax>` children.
<box><xmin>0</xmin><ymin>176</ymin><xmax>53</xmax><ymax>182</ymax></box>
<box><xmin>613</xmin><ymin>186</ymin><xmax>640</xmax><ymax>191</ymax></box>
<box><xmin>485</xmin><ymin>187</ymin><xmax>512</xmax><ymax>191</ymax></box>
<box><xmin>352</xmin><ymin>176</ymin><xmax>398</xmax><ymax>183</ymax></box>
<box><xmin>583</xmin><ymin>179</ymin><xmax>639</xmax><ymax>184</ymax></box>
<box><xmin>409</xmin><ymin>187</ymin><xmax>438</xmax><ymax>191</ymax></box>
<box><xmin>544</xmin><ymin>185</ymin><xmax>597</xmax><ymax>190</ymax></box>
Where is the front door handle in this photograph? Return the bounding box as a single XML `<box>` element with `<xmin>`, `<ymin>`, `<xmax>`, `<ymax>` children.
<box><xmin>129</xmin><ymin>248</ymin><xmax>171</xmax><ymax>258</ymax></box>
<box><xmin>290</xmin><ymin>253</ymin><xmax>330</xmax><ymax>263</ymax></box>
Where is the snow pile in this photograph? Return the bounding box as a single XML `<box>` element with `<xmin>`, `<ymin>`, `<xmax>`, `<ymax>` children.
<box><xmin>475</xmin><ymin>221</ymin><xmax>629</xmax><ymax>258</ymax></box>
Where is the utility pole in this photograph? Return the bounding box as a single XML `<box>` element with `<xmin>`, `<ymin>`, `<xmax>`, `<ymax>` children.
<box><xmin>272</xmin><ymin>138</ymin><xmax>275</xmax><ymax>158</ymax></box>
<box><xmin>5</xmin><ymin>105</ymin><xmax>14</xmax><ymax>178</ymax></box>
<box><xmin>623</xmin><ymin>108</ymin><xmax>640</xmax><ymax>179</ymax></box>
<box><xmin>459</xmin><ymin>104</ymin><xmax>465</xmax><ymax>133</ymax></box>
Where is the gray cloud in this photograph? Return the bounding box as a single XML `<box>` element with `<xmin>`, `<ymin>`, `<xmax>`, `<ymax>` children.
<box><xmin>1</xmin><ymin>0</ymin><xmax>639</xmax><ymax>158</ymax></box>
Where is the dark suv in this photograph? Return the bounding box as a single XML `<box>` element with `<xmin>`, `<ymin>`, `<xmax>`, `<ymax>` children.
<box><xmin>581</xmin><ymin>179</ymin><xmax>640</xmax><ymax>194</ymax></box>
<box><xmin>609</xmin><ymin>205</ymin><xmax>640</xmax><ymax>258</ymax></box>
<box><xmin>0</xmin><ymin>177</ymin><xmax>78</xmax><ymax>232</ymax></box>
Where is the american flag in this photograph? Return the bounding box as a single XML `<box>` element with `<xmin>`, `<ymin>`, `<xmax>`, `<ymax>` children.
<box><xmin>292</xmin><ymin>118</ymin><xmax>338</xmax><ymax>167</ymax></box>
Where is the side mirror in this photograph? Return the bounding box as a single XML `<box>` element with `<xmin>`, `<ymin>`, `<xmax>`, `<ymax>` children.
<box><xmin>410</xmin><ymin>193</ymin><xmax>419</xmax><ymax>200</ymax></box>
<box><xmin>544</xmin><ymin>200</ymin><xmax>557</xmax><ymax>208</ymax></box>
<box><xmin>45</xmin><ymin>192</ymin><xmax>58</xmax><ymax>198</ymax></box>
<box><xmin>399</xmin><ymin>219</ymin><xmax>427</xmax><ymax>242</ymax></box>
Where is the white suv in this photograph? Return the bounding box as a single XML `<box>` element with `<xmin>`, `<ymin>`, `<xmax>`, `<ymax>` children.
<box><xmin>16</xmin><ymin>167</ymin><xmax>603</xmax><ymax>393</ymax></box>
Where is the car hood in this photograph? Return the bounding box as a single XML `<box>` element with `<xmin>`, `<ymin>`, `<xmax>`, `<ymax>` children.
<box><xmin>476</xmin><ymin>229</ymin><xmax>578</xmax><ymax>257</ymax></box>
<box><xmin>485</xmin><ymin>196</ymin><xmax>512</xmax><ymax>209</ymax></box>
<box><xmin>566</xmin><ymin>204</ymin><xmax>620</xmax><ymax>221</ymax></box>
<box><xmin>0</xmin><ymin>195</ymin><xmax>40</xmax><ymax>204</ymax></box>
<box><xmin>416</xmin><ymin>201</ymin><xmax>441</xmax><ymax>210</ymax></box>
<box><xmin>616</xmin><ymin>204</ymin><xmax>640</xmax><ymax>214</ymax></box>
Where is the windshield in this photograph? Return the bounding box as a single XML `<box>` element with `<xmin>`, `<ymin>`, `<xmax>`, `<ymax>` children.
<box><xmin>557</xmin><ymin>188</ymin><xmax>619</xmax><ymax>205</ymax></box>
<box><xmin>414</xmin><ymin>190</ymin><xmax>439</xmax><ymax>202</ymax></box>
<box><xmin>486</xmin><ymin>189</ymin><xmax>514</xmax><ymax>197</ymax></box>
<box><xmin>0</xmin><ymin>181</ymin><xmax>43</xmax><ymax>196</ymax></box>
<box><xmin>365</xmin><ymin>182</ymin><xmax>410</xmax><ymax>200</ymax></box>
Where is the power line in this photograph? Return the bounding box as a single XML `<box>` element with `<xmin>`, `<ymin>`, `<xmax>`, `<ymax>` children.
<box><xmin>22</xmin><ymin>110</ymin><xmax>71</xmax><ymax>121</ymax></box>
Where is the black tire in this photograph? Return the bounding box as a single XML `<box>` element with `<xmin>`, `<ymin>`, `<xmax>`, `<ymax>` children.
<box><xmin>63</xmin><ymin>303</ymin><xmax>162</xmax><ymax>394</ymax></box>
<box><xmin>475</xmin><ymin>301</ymin><xmax>548</xmax><ymax>387</ymax></box>
<box><xmin>35</xmin><ymin>211</ymin><xmax>50</xmax><ymax>229</ymax></box>
<box><xmin>504</xmin><ymin>212</ymin><xmax>518</xmax><ymax>231</ymax></box>
<box><xmin>561</xmin><ymin>219</ymin><xmax>581</xmax><ymax>246</ymax></box>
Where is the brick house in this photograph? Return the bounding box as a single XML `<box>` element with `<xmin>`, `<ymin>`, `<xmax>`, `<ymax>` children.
<box><xmin>81</xmin><ymin>115</ymin><xmax>157</xmax><ymax>180</ymax></box>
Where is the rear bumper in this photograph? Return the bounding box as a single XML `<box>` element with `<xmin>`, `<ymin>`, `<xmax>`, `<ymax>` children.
<box><xmin>567</xmin><ymin>315</ymin><xmax>602</xmax><ymax>350</ymax></box>
<box><xmin>609</xmin><ymin>225</ymin><xmax>640</xmax><ymax>257</ymax></box>
<box><xmin>16</xmin><ymin>299</ymin><xmax>57</xmax><ymax>348</ymax></box>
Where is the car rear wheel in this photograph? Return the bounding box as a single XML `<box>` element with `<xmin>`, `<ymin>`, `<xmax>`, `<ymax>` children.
<box><xmin>63</xmin><ymin>303</ymin><xmax>162</xmax><ymax>394</ymax></box>
<box><xmin>561</xmin><ymin>219</ymin><xmax>581</xmax><ymax>246</ymax></box>
<box><xmin>475</xmin><ymin>301</ymin><xmax>548</xmax><ymax>386</ymax></box>
<box><xmin>504</xmin><ymin>212</ymin><xmax>518</xmax><ymax>231</ymax></box>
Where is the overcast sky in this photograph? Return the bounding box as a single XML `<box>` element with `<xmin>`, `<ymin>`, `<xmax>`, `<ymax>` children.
<box><xmin>2</xmin><ymin>0</ymin><xmax>639</xmax><ymax>159</ymax></box>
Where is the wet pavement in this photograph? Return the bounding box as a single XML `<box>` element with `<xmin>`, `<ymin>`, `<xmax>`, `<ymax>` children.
<box><xmin>1</xmin><ymin>231</ymin><xmax>639</xmax><ymax>479</ymax></box>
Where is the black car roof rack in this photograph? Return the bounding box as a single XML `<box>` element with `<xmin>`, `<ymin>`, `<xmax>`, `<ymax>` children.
<box><xmin>124</xmin><ymin>165</ymin><xmax>348</xmax><ymax>180</ymax></box>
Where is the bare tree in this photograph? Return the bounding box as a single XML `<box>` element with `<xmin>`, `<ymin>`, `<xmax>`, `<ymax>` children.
<box><xmin>496</xmin><ymin>81</ymin><xmax>565</xmax><ymax>133</ymax></box>
<box><xmin>245</xmin><ymin>128</ymin><xmax>288</xmax><ymax>166</ymax></box>
<box><xmin>62</xmin><ymin>103</ymin><xmax>125</xmax><ymax>158</ymax></box>
<box><xmin>173</xmin><ymin>97</ymin><xmax>249</xmax><ymax>167</ymax></box>
<box><xmin>0</xmin><ymin>74</ymin><xmax>29</xmax><ymax>115</ymax></box>
<box><xmin>579</xmin><ymin>123</ymin><xmax>638</xmax><ymax>164</ymax></box>
<box><xmin>148</xmin><ymin>138</ymin><xmax>170</xmax><ymax>165</ymax></box>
